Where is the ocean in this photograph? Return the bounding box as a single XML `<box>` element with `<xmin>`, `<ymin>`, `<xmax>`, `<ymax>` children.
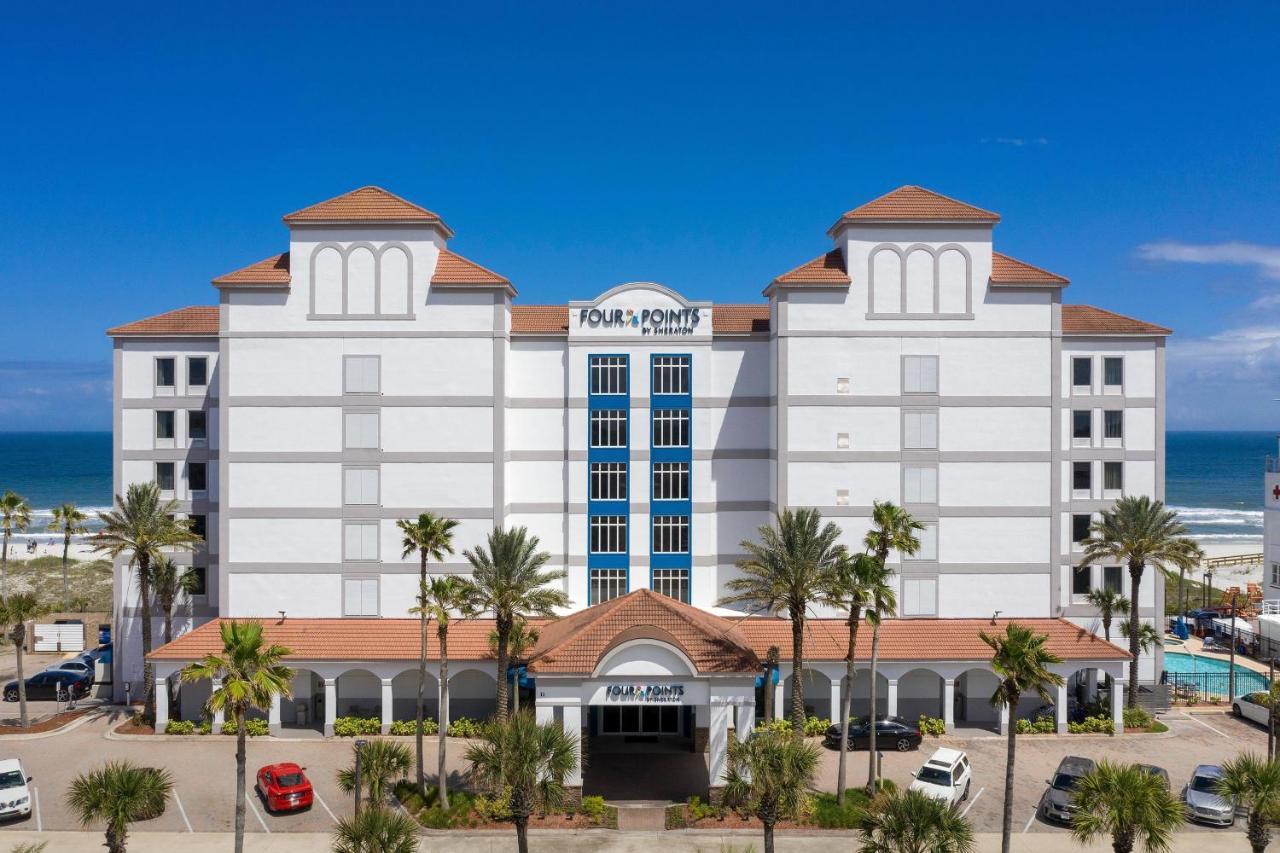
<box><xmin>0</xmin><ymin>430</ymin><xmax>1272</xmax><ymax>547</ymax></box>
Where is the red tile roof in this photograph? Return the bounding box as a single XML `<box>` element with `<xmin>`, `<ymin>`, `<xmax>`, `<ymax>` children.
<box><xmin>107</xmin><ymin>306</ymin><xmax>219</xmax><ymax>337</ymax></box>
<box><xmin>767</xmin><ymin>249</ymin><xmax>851</xmax><ymax>293</ymax></box>
<box><xmin>212</xmin><ymin>252</ymin><xmax>291</xmax><ymax>288</ymax></box>
<box><xmin>432</xmin><ymin>248</ymin><xmax>514</xmax><ymax>294</ymax></box>
<box><xmin>831</xmin><ymin>185</ymin><xmax>1000</xmax><ymax>231</ymax></box>
<box><xmin>282</xmin><ymin>186</ymin><xmax>453</xmax><ymax>235</ymax></box>
<box><xmin>510</xmin><ymin>305</ymin><xmax>570</xmax><ymax>335</ymax></box>
<box><xmin>990</xmin><ymin>251</ymin><xmax>1069</xmax><ymax>287</ymax></box>
<box><xmin>1062</xmin><ymin>305</ymin><xmax>1171</xmax><ymax>336</ymax></box>
<box><xmin>713</xmin><ymin>304</ymin><xmax>771</xmax><ymax>334</ymax></box>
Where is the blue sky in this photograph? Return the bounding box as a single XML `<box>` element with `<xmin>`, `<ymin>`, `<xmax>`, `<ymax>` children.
<box><xmin>1</xmin><ymin>2</ymin><xmax>1278</xmax><ymax>430</ymax></box>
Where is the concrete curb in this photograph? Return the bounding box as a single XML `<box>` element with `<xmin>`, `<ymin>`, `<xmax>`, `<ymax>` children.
<box><xmin>0</xmin><ymin>705</ymin><xmax>118</xmax><ymax>741</ymax></box>
<box><xmin>103</xmin><ymin>726</ymin><xmax>483</xmax><ymax>745</ymax></box>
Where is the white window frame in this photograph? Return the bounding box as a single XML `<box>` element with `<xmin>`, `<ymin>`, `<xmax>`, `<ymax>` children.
<box><xmin>343</xmin><ymin>521</ymin><xmax>380</xmax><ymax>562</ymax></box>
<box><xmin>590</xmin><ymin>410</ymin><xmax>628</xmax><ymax>448</ymax></box>
<box><xmin>343</xmin><ymin>410</ymin><xmax>380</xmax><ymax>450</ymax></box>
<box><xmin>1103</xmin><ymin>461</ymin><xmax>1124</xmax><ymax>497</ymax></box>
<box><xmin>187</xmin><ymin>461</ymin><xmax>208</xmax><ymax>494</ymax></box>
<box><xmin>1071</xmin><ymin>356</ymin><xmax>1093</xmax><ymax>394</ymax></box>
<box><xmin>905</xmin><ymin>523</ymin><xmax>938</xmax><ymax>561</ymax></box>
<box><xmin>155</xmin><ymin>410</ymin><xmax>176</xmax><ymax>448</ymax></box>
<box><xmin>903</xmin><ymin>410</ymin><xmax>938</xmax><ymax>450</ymax></box>
<box><xmin>590</xmin><ymin>462</ymin><xmax>628</xmax><ymax>501</ymax></box>
<box><xmin>902</xmin><ymin>355</ymin><xmax>939</xmax><ymax>395</ymax></box>
<box><xmin>1102</xmin><ymin>356</ymin><xmax>1124</xmax><ymax>394</ymax></box>
<box><xmin>652</xmin><ymin>515</ymin><xmax>690</xmax><ymax>554</ymax></box>
<box><xmin>343</xmin><ymin>355</ymin><xmax>381</xmax><ymax>395</ymax></box>
<box><xmin>343</xmin><ymin>466</ymin><xmax>380</xmax><ymax>506</ymax></box>
<box><xmin>187</xmin><ymin>356</ymin><xmax>208</xmax><ymax>390</ymax></box>
<box><xmin>590</xmin><ymin>355</ymin><xmax>628</xmax><ymax>396</ymax></box>
<box><xmin>1072</xmin><ymin>461</ymin><xmax>1093</xmax><ymax>498</ymax></box>
<box><xmin>343</xmin><ymin>576</ymin><xmax>379</xmax><ymax>616</ymax></box>
<box><xmin>1072</xmin><ymin>409</ymin><xmax>1093</xmax><ymax>446</ymax></box>
<box><xmin>155</xmin><ymin>462</ymin><xmax>176</xmax><ymax>493</ymax></box>
<box><xmin>903</xmin><ymin>464</ymin><xmax>938</xmax><ymax>504</ymax></box>
<box><xmin>652</xmin><ymin>409</ymin><xmax>690</xmax><ymax>448</ymax></box>
<box><xmin>652</xmin><ymin>462</ymin><xmax>689</xmax><ymax>501</ymax></box>
<box><xmin>154</xmin><ymin>357</ymin><xmax>176</xmax><ymax>395</ymax></box>
<box><xmin>187</xmin><ymin>410</ymin><xmax>207</xmax><ymax>445</ymax></box>
<box><xmin>590</xmin><ymin>568</ymin><xmax>628</xmax><ymax>603</ymax></box>
<box><xmin>652</xmin><ymin>356</ymin><xmax>690</xmax><ymax>395</ymax></box>
<box><xmin>590</xmin><ymin>515</ymin><xmax>627</xmax><ymax>554</ymax></box>
<box><xmin>901</xmin><ymin>577</ymin><xmax>938</xmax><ymax>616</ymax></box>
<box><xmin>1103</xmin><ymin>410</ymin><xmax>1124</xmax><ymax>447</ymax></box>
<box><xmin>652</xmin><ymin>568</ymin><xmax>689</xmax><ymax>603</ymax></box>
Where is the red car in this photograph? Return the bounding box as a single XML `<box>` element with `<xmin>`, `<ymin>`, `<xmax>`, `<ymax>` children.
<box><xmin>255</xmin><ymin>763</ymin><xmax>313</xmax><ymax>813</ymax></box>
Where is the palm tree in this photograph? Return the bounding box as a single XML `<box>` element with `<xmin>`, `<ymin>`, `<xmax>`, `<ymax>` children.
<box><xmin>147</xmin><ymin>556</ymin><xmax>199</xmax><ymax>647</ymax></box>
<box><xmin>1070</xmin><ymin>760</ymin><xmax>1184</xmax><ymax>853</ymax></box>
<box><xmin>0</xmin><ymin>593</ymin><xmax>50</xmax><ymax>728</ymax></box>
<box><xmin>465</xmin><ymin>526</ymin><xmax>568</xmax><ymax>721</ymax></box>
<box><xmin>330</xmin><ymin>806</ymin><xmax>421</xmax><ymax>853</ymax></box>
<box><xmin>1118</xmin><ymin>620</ymin><xmax>1161</xmax><ymax>656</ymax></box>
<box><xmin>981</xmin><ymin>622</ymin><xmax>1064</xmax><ymax>853</ymax></box>
<box><xmin>719</xmin><ymin>508</ymin><xmax>845</xmax><ymax>736</ymax></box>
<box><xmin>66</xmin><ymin>760</ymin><xmax>173</xmax><ymax>853</ymax></box>
<box><xmin>1217</xmin><ymin>753</ymin><xmax>1280</xmax><ymax>853</ymax></box>
<box><xmin>1085</xmin><ymin>588</ymin><xmax>1131</xmax><ymax>644</ymax></box>
<box><xmin>465</xmin><ymin>711</ymin><xmax>580</xmax><ymax>853</ymax></box>
<box><xmin>338</xmin><ymin>739</ymin><xmax>413</xmax><ymax>809</ymax></box>
<box><xmin>179</xmin><ymin>620</ymin><xmax>293</xmax><ymax>853</ymax></box>
<box><xmin>397</xmin><ymin>512</ymin><xmax>459</xmax><ymax>791</ymax></box>
<box><xmin>857</xmin><ymin>788</ymin><xmax>976</xmax><ymax>853</ymax></box>
<box><xmin>47</xmin><ymin>502</ymin><xmax>88</xmax><ymax>610</ymax></box>
<box><xmin>863</xmin><ymin>501</ymin><xmax>920</xmax><ymax>791</ymax></box>
<box><xmin>819</xmin><ymin>551</ymin><xmax>893</xmax><ymax>804</ymax></box>
<box><xmin>412</xmin><ymin>574</ymin><xmax>478</xmax><ymax>809</ymax></box>
<box><xmin>0</xmin><ymin>491</ymin><xmax>32</xmax><ymax>597</ymax></box>
<box><xmin>488</xmin><ymin>618</ymin><xmax>540</xmax><ymax>714</ymax></box>
<box><xmin>95</xmin><ymin>482</ymin><xmax>201</xmax><ymax>722</ymax></box>
<box><xmin>1079</xmin><ymin>497</ymin><xmax>1202</xmax><ymax>707</ymax></box>
<box><xmin>722</xmin><ymin>727</ymin><xmax>820</xmax><ymax>853</ymax></box>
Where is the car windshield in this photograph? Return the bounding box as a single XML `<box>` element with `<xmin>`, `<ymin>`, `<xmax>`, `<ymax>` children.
<box><xmin>1190</xmin><ymin>775</ymin><xmax>1220</xmax><ymax>793</ymax></box>
<box><xmin>276</xmin><ymin>773</ymin><xmax>304</xmax><ymax>787</ymax></box>
<box><xmin>917</xmin><ymin>766</ymin><xmax>951</xmax><ymax>785</ymax></box>
<box><xmin>1052</xmin><ymin>773</ymin><xmax>1082</xmax><ymax>791</ymax></box>
<box><xmin>0</xmin><ymin>771</ymin><xmax>24</xmax><ymax>790</ymax></box>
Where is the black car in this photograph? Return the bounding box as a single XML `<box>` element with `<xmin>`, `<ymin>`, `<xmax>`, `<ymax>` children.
<box><xmin>3</xmin><ymin>671</ymin><xmax>92</xmax><ymax>702</ymax></box>
<box><xmin>824</xmin><ymin>716</ymin><xmax>922</xmax><ymax>751</ymax></box>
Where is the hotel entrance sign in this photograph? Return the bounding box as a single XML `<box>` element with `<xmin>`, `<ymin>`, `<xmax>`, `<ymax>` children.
<box><xmin>604</xmin><ymin>683</ymin><xmax>685</xmax><ymax>702</ymax></box>
<box><xmin>569</xmin><ymin>282</ymin><xmax>713</xmax><ymax>340</ymax></box>
<box><xmin>578</xmin><ymin>307</ymin><xmax>702</xmax><ymax>336</ymax></box>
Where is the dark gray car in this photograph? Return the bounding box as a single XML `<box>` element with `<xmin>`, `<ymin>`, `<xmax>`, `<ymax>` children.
<box><xmin>1041</xmin><ymin>756</ymin><xmax>1096</xmax><ymax>823</ymax></box>
<box><xmin>1183</xmin><ymin>765</ymin><xmax>1234</xmax><ymax>826</ymax></box>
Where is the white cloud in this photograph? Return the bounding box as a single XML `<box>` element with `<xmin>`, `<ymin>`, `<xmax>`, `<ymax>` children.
<box><xmin>1137</xmin><ymin>240</ymin><xmax>1280</xmax><ymax>279</ymax></box>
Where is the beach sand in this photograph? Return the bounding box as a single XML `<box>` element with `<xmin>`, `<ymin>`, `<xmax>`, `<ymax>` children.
<box><xmin>3</xmin><ymin>540</ymin><xmax>102</xmax><ymax>563</ymax></box>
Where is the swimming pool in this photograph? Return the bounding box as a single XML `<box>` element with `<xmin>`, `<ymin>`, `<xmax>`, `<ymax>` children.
<box><xmin>1164</xmin><ymin>650</ymin><xmax>1269</xmax><ymax>695</ymax></box>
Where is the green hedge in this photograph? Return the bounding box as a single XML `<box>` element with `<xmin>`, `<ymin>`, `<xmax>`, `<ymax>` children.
<box><xmin>333</xmin><ymin>716</ymin><xmax>382</xmax><ymax>737</ymax></box>
<box><xmin>221</xmin><ymin>718</ymin><xmax>270</xmax><ymax>737</ymax></box>
<box><xmin>447</xmin><ymin>717</ymin><xmax>482</xmax><ymax>738</ymax></box>
<box><xmin>164</xmin><ymin>720</ymin><xmax>197</xmax><ymax>735</ymax></box>
<box><xmin>1016</xmin><ymin>717</ymin><xmax>1056</xmax><ymax>734</ymax></box>
<box><xmin>389</xmin><ymin>719</ymin><xmax>439</xmax><ymax>736</ymax></box>
<box><xmin>1122</xmin><ymin>707</ymin><xmax>1152</xmax><ymax>729</ymax></box>
<box><xmin>1068</xmin><ymin>715</ymin><xmax>1114</xmax><ymax>734</ymax></box>
<box><xmin>917</xmin><ymin>715</ymin><xmax>946</xmax><ymax>737</ymax></box>
<box><xmin>810</xmin><ymin>790</ymin><xmax>871</xmax><ymax>828</ymax></box>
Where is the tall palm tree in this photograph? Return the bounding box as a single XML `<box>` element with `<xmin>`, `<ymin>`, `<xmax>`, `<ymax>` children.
<box><xmin>397</xmin><ymin>511</ymin><xmax>459</xmax><ymax>791</ymax></box>
<box><xmin>47</xmin><ymin>502</ymin><xmax>88</xmax><ymax>610</ymax></box>
<box><xmin>1118</xmin><ymin>620</ymin><xmax>1161</xmax><ymax>657</ymax></box>
<box><xmin>465</xmin><ymin>711</ymin><xmax>580</xmax><ymax>853</ymax></box>
<box><xmin>722</xmin><ymin>727</ymin><xmax>821</xmax><ymax>853</ymax></box>
<box><xmin>857</xmin><ymin>788</ymin><xmax>976</xmax><ymax>853</ymax></box>
<box><xmin>179</xmin><ymin>620</ymin><xmax>293</xmax><ymax>853</ymax></box>
<box><xmin>1079</xmin><ymin>497</ymin><xmax>1202</xmax><ymax>707</ymax></box>
<box><xmin>488</xmin><ymin>618</ymin><xmax>540</xmax><ymax>715</ymax></box>
<box><xmin>1070</xmin><ymin>760</ymin><xmax>1185</xmax><ymax>853</ymax></box>
<box><xmin>1085</xmin><ymin>588</ymin><xmax>1130</xmax><ymax>644</ymax></box>
<box><xmin>95</xmin><ymin>482</ymin><xmax>200</xmax><ymax>722</ymax></box>
<box><xmin>981</xmin><ymin>622</ymin><xmax>1064</xmax><ymax>853</ymax></box>
<box><xmin>66</xmin><ymin>761</ymin><xmax>173</xmax><ymax>853</ymax></box>
<box><xmin>719</xmin><ymin>508</ymin><xmax>845</xmax><ymax>736</ymax></box>
<box><xmin>819</xmin><ymin>551</ymin><xmax>893</xmax><ymax>804</ymax></box>
<box><xmin>146</xmin><ymin>556</ymin><xmax>199</xmax><ymax>647</ymax></box>
<box><xmin>1217</xmin><ymin>753</ymin><xmax>1280</xmax><ymax>853</ymax></box>
<box><xmin>330</xmin><ymin>807</ymin><xmax>421</xmax><ymax>853</ymax></box>
<box><xmin>0</xmin><ymin>491</ymin><xmax>32</xmax><ymax>597</ymax></box>
<box><xmin>412</xmin><ymin>574</ymin><xmax>478</xmax><ymax>809</ymax></box>
<box><xmin>0</xmin><ymin>593</ymin><xmax>50</xmax><ymax>728</ymax></box>
<box><xmin>338</xmin><ymin>739</ymin><xmax>413</xmax><ymax>809</ymax></box>
<box><xmin>862</xmin><ymin>501</ymin><xmax>920</xmax><ymax>790</ymax></box>
<box><xmin>465</xmin><ymin>526</ymin><xmax>568</xmax><ymax>721</ymax></box>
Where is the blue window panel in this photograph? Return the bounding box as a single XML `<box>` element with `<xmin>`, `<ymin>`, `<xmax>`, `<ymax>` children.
<box><xmin>649</xmin><ymin>498</ymin><xmax>691</xmax><ymax>515</ymax></box>
<box><xmin>650</xmin><ymin>552</ymin><xmax>691</xmax><ymax>569</ymax></box>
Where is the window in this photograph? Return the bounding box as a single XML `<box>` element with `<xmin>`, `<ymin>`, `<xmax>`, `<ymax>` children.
<box><xmin>902</xmin><ymin>578</ymin><xmax>937</xmax><ymax>616</ymax></box>
<box><xmin>590</xmin><ymin>515</ymin><xmax>627</xmax><ymax>554</ymax></box>
<box><xmin>903</xmin><ymin>356</ymin><xmax>939</xmax><ymax>394</ymax></box>
<box><xmin>590</xmin><ymin>568</ymin><xmax>628</xmax><ymax>604</ymax></box>
<box><xmin>906</xmin><ymin>523</ymin><xmax>938</xmax><ymax>561</ymax></box>
<box><xmin>590</xmin><ymin>410</ymin><xmax>628</xmax><ymax>448</ymax></box>
<box><xmin>903</xmin><ymin>411</ymin><xmax>938</xmax><ymax>449</ymax></box>
<box><xmin>836</xmin><ymin>432</ymin><xmax>850</xmax><ymax>449</ymax></box>
<box><xmin>1272</xmin><ymin>563</ymin><xmax>1280</xmax><ymax>587</ymax></box>
<box><xmin>836</xmin><ymin>489</ymin><xmax>849</xmax><ymax>506</ymax></box>
<box><xmin>590</xmin><ymin>355</ymin><xmax>628</xmax><ymax>395</ymax></box>
<box><xmin>188</xmin><ymin>410</ymin><xmax>207</xmax><ymax>441</ymax></box>
<box><xmin>1072</xmin><ymin>410</ymin><xmax>1092</xmax><ymax>440</ymax></box>
<box><xmin>652</xmin><ymin>409</ymin><xmax>690</xmax><ymax>448</ymax></box>
<box><xmin>344</xmin><ymin>522</ymin><xmax>379</xmax><ymax>561</ymax></box>
<box><xmin>1072</xmin><ymin>462</ymin><xmax>1092</xmax><ymax>492</ymax></box>
<box><xmin>344</xmin><ymin>467</ymin><xmax>380</xmax><ymax>505</ymax></box>
<box><xmin>652</xmin><ymin>568</ymin><xmax>689</xmax><ymax>602</ymax></box>
<box><xmin>156</xmin><ymin>411</ymin><xmax>175</xmax><ymax>440</ymax></box>
<box><xmin>187</xmin><ymin>357</ymin><xmax>208</xmax><ymax>388</ymax></box>
<box><xmin>1104</xmin><ymin>410</ymin><xmax>1123</xmax><ymax>440</ymax></box>
<box><xmin>1103</xmin><ymin>357</ymin><xmax>1123</xmax><ymax>388</ymax></box>
<box><xmin>155</xmin><ymin>358</ymin><xmax>175</xmax><ymax>388</ymax></box>
<box><xmin>189</xmin><ymin>514</ymin><xmax>207</xmax><ymax>539</ymax></box>
<box><xmin>344</xmin><ymin>412</ymin><xmax>379</xmax><ymax>449</ymax></box>
<box><xmin>344</xmin><ymin>355</ymin><xmax>380</xmax><ymax>394</ymax></box>
<box><xmin>188</xmin><ymin>462</ymin><xmax>207</xmax><ymax>492</ymax></box>
<box><xmin>652</xmin><ymin>356</ymin><xmax>690</xmax><ymax>395</ymax></box>
<box><xmin>343</xmin><ymin>577</ymin><xmax>379</xmax><ymax>616</ymax></box>
<box><xmin>1103</xmin><ymin>566</ymin><xmax>1123</xmax><ymax>594</ymax></box>
<box><xmin>836</xmin><ymin>377</ymin><xmax>850</xmax><ymax>394</ymax></box>
<box><xmin>590</xmin><ymin>463</ymin><xmax>628</xmax><ymax>501</ymax></box>
<box><xmin>904</xmin><ymin>465</ymin><xmax>938</xmax><ymax>504</ymax></box>
<box><xmin>1072</xmin><ymin>566</ymin><xmax>1091</xmax><ymax>597</ymax></box>
<box><xmin>1104</xmin><ymin>461</ymin><xmax>1123</xmax><ymax>492</ymax></box>
<box><xmin>187</xmin><ymin>566</ymin><xmax>207</xmax><ymax>596</ymax></box>
<box><xmin>652</xmin><ymin>462</ymin><xmax>689</xmax><ymax>500</ymax></box>
<box><xmin>1072</xmin><ymin>357</ymin><xmax>1092</xmax><ymax>389</ymax></box>
<box><xmin>1072</xmin><ymin>514</ymin><xmax>1092</xmax><ymax>544</ymax></box>
<box><xmin>155</xmin><ymin>462</ymin><xmax>175</xmax><ymax>491</ymax></box>
<box><xmin>652</xmin><ymin>516</ymin><xmax>690</xmax><ymax>554</ymax></box>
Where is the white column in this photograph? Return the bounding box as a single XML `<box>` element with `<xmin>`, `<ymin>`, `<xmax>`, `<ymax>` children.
<box><xmin>268</xmin><ymin>693</ymin><xmax>281</xmax><ymax>736</ymax></box>
<box><xmin>773</xmin><ymin>678</ymin><xmax>784</xmax><ymax>721</ymax></box>
<box><xmin>211</xmin><ymin>678</ymin><xmax>224</xmax><ymax>730</ymax></box>
<box><xmin>1056</xmin><ymin>681</ymin><xmax>1069</xmax><ymax>734</ymax></box>
<box><xmin>535</xmin><ymin>702</ymin><xmax>554</xmax><ymax>726</ymax></box>
<box><xmin>998</xmin><ymin>701</ymin><xmax>1010</xmax><ymax>736</ymax></box>
<box><xmin>154</xmin><ymin>677</ymin><xmax>169</xmax><ymax>732</ymax></box>
<box><xmin>829</xmin><ymin>679</ymin><xmax>841</xmax><ymax>723</ymax></box>
<box><xmin>1085</xmin><ymin>669</ymin><xmax>1099</xmax><ymax>703</ymax></box>
<box><xmin>735</xmin><ymin>701</ymin><xmax>755</xmax><ymax>742</ymax></box>
<box><xmin>380</xmin><ymin>678</ymin><xmax>394</xmax><ymax>735</ymax></box>
<box><xmin>324</xmin><ymin>677</ymin><xmax>337</xmax><ymax>737</ymax></box>
<box><xmin>1111</xmin><ymin>679</ymin><xmax>1124</xmax><ymax>735</ymax></box>
<box><xmin>709</xmin><ymin>702</ymin><xmax>732</xmax><ymax>786</ymax></box>
<box><xmin>886</xmin><ymin>679</ymin><xmax>899</xmax><ymax>718</ymax></box>
<box><xmin>562</xmin><ymin>704</ymin><xmax>583</xmax><ymax>786</ymax></box>
<box><xmin>943</xmin><ymin>679</ymin><xmax>955</xmax><ymax>733</ymax></box>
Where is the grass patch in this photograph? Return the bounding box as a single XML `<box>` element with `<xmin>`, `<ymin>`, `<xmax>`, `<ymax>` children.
<box><xmin>3</xmin><ymin>556</ymin><xmax>113</xmax><ymax>613</ymax></box>
<box><xmin>1146</xmin><ymin>721</ymin><xmax>1169</xmax><ymax>733</ymax></box>
<box><xmin>810</xmin><ymin>790</ymin><xmax>871</xmax><ymax>828</ymax></box>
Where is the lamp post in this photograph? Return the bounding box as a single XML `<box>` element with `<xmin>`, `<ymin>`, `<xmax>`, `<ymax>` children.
<box><xmin>353</xmin><ymin>738</ymin><xmax>369</xmax><ymax>818</ymax></box>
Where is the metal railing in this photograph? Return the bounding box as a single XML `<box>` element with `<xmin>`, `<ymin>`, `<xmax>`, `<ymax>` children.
<box><xmin>1204</xmin><ymin>553</ymin><xmax>1264</xmax><ymax>569</ymax></box>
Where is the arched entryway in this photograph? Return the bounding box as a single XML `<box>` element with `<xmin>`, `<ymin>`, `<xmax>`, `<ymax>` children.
<box><xmin>391</xmin><ymin>670</ymin><xmax>439</xmax><ymax>723</ymax></box>
<box><xmin>447</xmin><ymin>668</ymin><xmax>497</xmax><ymax>723</ymax></box>
<box><xmin>336</xmin><ymin>668</ymin><xmax>382</xmax><ymax>719</ymax></box>
<box><xmin>846</xmin><ymin>670</ymin><xmax>889</xmax><ymax>718</ymax></box>
<box><xmin>783</xmin><ymin>668</ymin><xmax>834</xmax><ymax>720</ymax></box>
<box><xmin>955</xmin><ymin>668</ymin><xmax>1000</xmax><ymax>732</ymax></box>
<box><xmin>897</xmin><ymin>668</ymin><xmax>944</xmax><ymax>722</ymax></box>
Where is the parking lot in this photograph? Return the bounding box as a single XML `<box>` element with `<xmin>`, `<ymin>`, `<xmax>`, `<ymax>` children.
<box><xmin>0</xmin><ymin>707</ymin><xmax>1266</xmax><ymax>835</ymax></box>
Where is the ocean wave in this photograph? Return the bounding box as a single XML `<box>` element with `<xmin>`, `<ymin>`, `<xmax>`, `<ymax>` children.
<box><xmin>1170</xmin><ymin>505</ymin><xmax>1264</xmax><ymax>528</ymax></box>
<box><xmin>1188</xmin><ymin>533</ymin><xmax>1265</xmax><ymax>542</ymax></box>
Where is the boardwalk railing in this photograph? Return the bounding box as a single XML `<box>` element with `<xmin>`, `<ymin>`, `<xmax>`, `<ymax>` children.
<box><xmin>1204</xmin><ymin>553</ymin><xmax>1264</xmax><ymax>569</ymax></box>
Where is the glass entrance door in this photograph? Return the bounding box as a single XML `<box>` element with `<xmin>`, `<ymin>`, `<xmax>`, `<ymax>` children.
<box><xmin>600</xmin><ymin>704</ymin><xmax>682</xmax><ymax>735</ymax></box>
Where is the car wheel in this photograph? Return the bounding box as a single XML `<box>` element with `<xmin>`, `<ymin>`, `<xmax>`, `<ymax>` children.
<box><xmin>896</xmin><ymin>737</ymin><xmax>911</xmax><ymax>752</ymax></box>
<box><xmin>1233</xmin><ymin>704</ymin><xmax>1242</xmax><ymax>717</ymax></box>
<box><xmin>3</xmin><ymin>690</ymin><xmax>14</xmax><ymax>702</ymax></box>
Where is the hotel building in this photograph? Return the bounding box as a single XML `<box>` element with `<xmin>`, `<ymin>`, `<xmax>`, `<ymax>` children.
<box><xmin>112</xmin><ymin>184</ymin><xmax>1165</xmax><ymax>793</ymax></box>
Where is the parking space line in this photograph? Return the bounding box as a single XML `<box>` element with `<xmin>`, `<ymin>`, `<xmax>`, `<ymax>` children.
<box><xmin>959</xmin><ymin>786</ymin><xmax>984</xmax><ymax>818</ymax></box>
<box><xmin>172</xmin><ymin>789</ymin><xmax>193</xmax><ymax>832</ymax></box>
<box><xmin>32</xmin><ymin>785</ymin><xmax>41</xmax><ymax>832</ymax></box>
<box><xmin>313</xmin><ymin>788</ymin><xmax>339</xmax><ymax>824</ymax></box>
<box><xmin>246</xmin><ymin>794</ymin><xmax>271</xmax><ymax>833</ymax></box>
<box><xmin>1022</xmin><ymin>807</ymin><xmax>1038</xmax><ymax>833</ymax></box>
<box><xmin>1186</xmin><ymin>714</ymin><xmax>1229</xmax><ymax>738</ymax></box>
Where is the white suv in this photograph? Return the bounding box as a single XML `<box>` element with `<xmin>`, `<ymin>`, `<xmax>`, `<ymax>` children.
<box><xmin>0</xmin><ymin>759</ymin><xmax>32</xmax><ymax>821</ymax></box>
<box><xmin>909</xmin><ymin>747</ymin><xmax>972</xmax><ymax>807</ymax></box>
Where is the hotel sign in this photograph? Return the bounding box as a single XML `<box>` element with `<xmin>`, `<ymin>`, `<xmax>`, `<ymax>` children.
<box><xmin>578</xmin><ymin>307</ymin><xmax>702</xmax><ymax>336</ymax></box>
<box><xmin>604</xmin><ymin>683</ymin><xmax>686</xmax><ymax>703</ymax></box>
<box><xmin>569</xmin><ymin>283</ymin><xmax>713</xmax><ymax>340</ymax></box>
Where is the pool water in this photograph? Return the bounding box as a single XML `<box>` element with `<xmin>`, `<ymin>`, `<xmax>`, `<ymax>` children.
<box><xmin>1164</xmin><ymin>650</ymin><xmax>1269</xmax><ymax>694</ymax></box>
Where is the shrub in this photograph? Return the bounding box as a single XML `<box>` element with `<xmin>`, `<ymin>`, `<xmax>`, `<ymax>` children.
<box><xmin>221</xmin><ymin>718</ymin><xmax>269</xmax><ymax>737</ymax></box>
<box><xmin>759</xmin><ymin>718</ymin><xmax>794</xmax><ymax>736</ymax></box>
<box><xmin>418</xmin><ymin>788</ymin><xmax>477</xmax><ymax>829</ymax></box>
<box><xmin>579</xmin><ymin>795</ymin><xmax>608</xmax><ymax>823</ymax></box>
<box><xmin>333</xmin><ymin>715</ymin><xmax>381</xmax><ymax>737</ymax></box>
<box><xmin>686</xmin><ymin>794</ymin><xmax>721</xmax><ymax>822</ymax></box>
<box><xmin>195</xmin><ymin>720</ymin><xmax>212</xmax><ymax>735</ymax></box>
<box><xmin>1016</xmin><ymin>717</ymin><xmax>1055</xmax><ymax>735</ymax></box>
<box><xmin>1122</xmin><ymin>707</ymin><xmax>1153</xmax><ymax>729</ymax></box>
<box><xmin>394</xmin><ymin>780</ymin><xmax>425</xmax><ymax>813</ymax></box>
<box><xmin>389</xmin><ymin>718</ymin><xmax>439</xmax><ymax>736</ymax></box>
<box><xmin>810</xmin><ymin>790</ymin><xmax>871</xmax><ymax>828</ymax></box>
<box><xmin>473</xmin><ymin>787</ymin><xmax>513</xmax><ymax>823</ymax></box>
<box><xmin>804</xmin><ymin>715</ymin><xmax>831</xmax><ymax>737</ymax></box>
<box><xmin>917</xmin><ymin>715</ymin><xmax>946</xmax><ymax>737</ymax></box>
<box><xmin>447</xmin><ymin>716</ymin><xmax>482</xmax><ymax>739</ymax></box>
<box><xmin>164</xmin><ymin>720</ymin><xmax>196</xmax><ymax>735</ymax></box>
<box><xmin>1067</xmin><ymin>714</ymin><xmax>1114</xmax><ymax>734</ymax></box>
